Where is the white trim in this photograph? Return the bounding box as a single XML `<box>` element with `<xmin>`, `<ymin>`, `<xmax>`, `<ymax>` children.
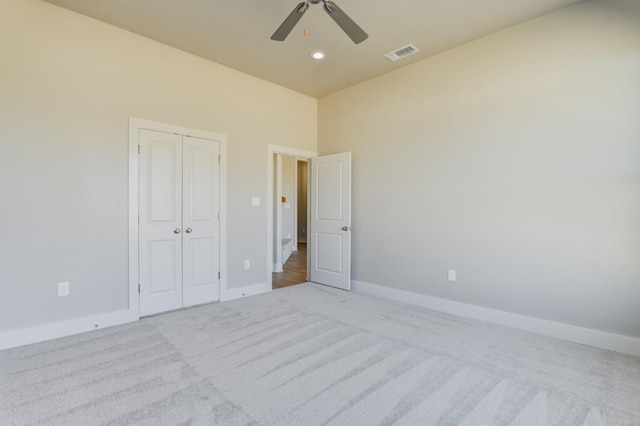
<box><xmin>128</xmin><ymin>120</ymin><xmax>141</xmax><ymax>319</ymax></box>
<box><xmin>275</xmin><ymin>154</ymin><xmax>283</xmax><ymax>274</ymax></box>
<box><xmin>267</xmin><ymin>145</ymin><xmax>316</xmax><ymax>289</ymax></box>
<box><xmin>0</xmin><ymin>309</ymin><xmax>137</xmax><ymax>351</ymax></box>
<box><xmin>352</xmin><ymin>280</ymin><xmax>640</xmax><ymax>357</ymax></box>
<box><xmin>221</xmin><ymin>282</ymin><xmax>270</xmax><ymax>302</ymax></box>
<box><xmin>293</xmin><ymin>159</ymin><xmax>298</xmax><ymax>252</ymax></box>
<box><xmin>129</xmin><ymin>118</ymin><xmax>229</xmax><ymax>309</ymax></box>
<box><xmin>305</xmin><ymin>161</ymin><xmax>311</xmax><ymax>281</ymax></box>
<box><xmin>218</xmin><ymin>139</ymin><xmax>228</xmax><ymax>301</ymax></box>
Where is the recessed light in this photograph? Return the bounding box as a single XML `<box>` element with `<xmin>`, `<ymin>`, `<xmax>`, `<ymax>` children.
<box><xmin>310</xmin><ymin>50</ymin><xmax>326</xmax><ymax>60</ymax></box>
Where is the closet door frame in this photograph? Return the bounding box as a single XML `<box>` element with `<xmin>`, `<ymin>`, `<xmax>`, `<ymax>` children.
<box><xmin>129</xmin><ymin>118</ymin><xmax>227</xmax><ymax>319</ymax></box>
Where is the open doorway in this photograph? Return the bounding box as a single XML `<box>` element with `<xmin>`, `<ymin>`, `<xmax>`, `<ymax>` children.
<box><xmin>266</xmin><ymin>145</ymin><xmax>316</xmax><ymax>291</ymax></box>
<box><xmin>267</xmin><ymin>146</ymin><xmax>352</xmax><ymax>292</ymax></box>
<box><xmin>272</xmin><ymin>156</ymin><xmax>308</xmax><ymax>289</ymax></box>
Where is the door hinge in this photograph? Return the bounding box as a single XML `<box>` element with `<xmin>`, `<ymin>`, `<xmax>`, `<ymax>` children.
<box><xmin>218</xmin><ymin>272</ymin><xmax>221</xmax><ymax>279</ymax></box>
<box><xmin>218</xmin><ymin>212</ymin><xmax>220</xmax><ymax>221</ymax></box>
<box><xmin>138</xmin><ymin>283</ymin><xmax>140</xmax><ymax>293</ymax></box>
<box><xmin>138</xmin><ymin>145</ymin><xmax>140</xmax><ymax>154</ymax></box>
<box><xmin>218</xmin><ymin>154</ymin><xmax>220</xmax><ymax>163</ymax></box>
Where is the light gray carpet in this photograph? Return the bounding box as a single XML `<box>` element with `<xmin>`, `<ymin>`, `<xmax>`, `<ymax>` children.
<box><xmin>1</xmin><ymin>283</ymin><xmax>639</xmax><ymax>425</ymax></box>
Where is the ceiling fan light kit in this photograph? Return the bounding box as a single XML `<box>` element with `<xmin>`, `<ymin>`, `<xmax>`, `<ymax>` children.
<box><xmin>271</xmin><ymin>0</ymin><xmax>368</xmax><ymax>44</ymax></box>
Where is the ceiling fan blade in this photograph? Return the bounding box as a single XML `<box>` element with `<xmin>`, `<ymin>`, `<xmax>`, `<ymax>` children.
<box><xmin>271</xmin><ymin>2</ymin><xmax>309</xmax><ymax>41</ymax></box>
<box><xmin>322</xmin><ymin>1</ymin><xmax>368</xmax><ymax>44</ymax></box>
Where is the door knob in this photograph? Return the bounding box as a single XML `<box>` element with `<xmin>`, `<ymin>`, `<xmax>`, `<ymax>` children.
<box><xmin>174</xmin><ymin>228</ymin><xmax>181</xmax><ymax>234</ymax></box>
<box><xmin>185</xmin><ymin>228</ymin><xmax>193</xmax><ymax>233</ymax></box>
<box><xmin>342</xmin><ymin>226</ymin><xmax>349</xmax><ymax>231</ymax></box>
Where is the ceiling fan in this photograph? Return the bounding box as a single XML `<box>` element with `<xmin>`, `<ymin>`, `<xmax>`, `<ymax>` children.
<box><xmin>271</xmin><ymin>0</ymin><xmax>368</xmax><ymax>44</ymax></box>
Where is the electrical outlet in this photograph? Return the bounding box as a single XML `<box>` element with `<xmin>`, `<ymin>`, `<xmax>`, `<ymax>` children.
<box><xmin>448</xmin><ymin>270</ymin><xmax>456</xmax><ymax>282</ymax></box>
<box><xmin>244</xmin><ymin>259</ymin><xmax>250</xmax><ymax>270</ymax></box>
<box><xmin>58</xmin><ymin>282</ymin><xmax>70</xmax><ymax>297</ymax></box>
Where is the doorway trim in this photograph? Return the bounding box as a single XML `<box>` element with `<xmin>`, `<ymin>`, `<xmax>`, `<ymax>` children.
<box><xmin>267</xmin><ymin>144</ymin><xmax>316</xmax><ymax>289</ymax></box>
<box><xmin>129</xmin><ymin>117</ymin><xmax>228</xmax><ymax>317</ymax></box>
<box><xmin>274</xmin><ymin>153</ymin><xmax>283</xmax><ymax>273</ymax></box>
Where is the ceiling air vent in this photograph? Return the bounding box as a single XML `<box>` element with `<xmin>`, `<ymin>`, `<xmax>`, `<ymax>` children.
<box><xmin>384</xmin><ymin>44</ymin><xmax>419</xmax><ymax>62</ymax></box>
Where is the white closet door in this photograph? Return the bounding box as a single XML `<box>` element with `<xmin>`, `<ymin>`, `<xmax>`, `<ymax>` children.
<box><xmin>139</xmin><ymin>129</ymin><xmax>183</xmax><ymax>316</ymax></box>
<box><xmin>182</xmin><ymin>136</ymin><xmax>220</xmax><ymax>307</ymax></box>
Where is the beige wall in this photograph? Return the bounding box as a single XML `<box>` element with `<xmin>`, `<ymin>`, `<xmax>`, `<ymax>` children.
<box><xmin>0</xmin><ymin>0</ymin><xmax>316</xmax><ymax>331</ymax></box>
<box><xmin>318</xmin><ymin>1</ymin><xmax>640</xmax><ymax>337</ymax></box>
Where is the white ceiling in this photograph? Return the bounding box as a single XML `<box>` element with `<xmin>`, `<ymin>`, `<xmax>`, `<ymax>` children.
<box><xmin>42</xmin><ymin>0</ymin><xmax>583</xmax><ymax>98</ymax></box>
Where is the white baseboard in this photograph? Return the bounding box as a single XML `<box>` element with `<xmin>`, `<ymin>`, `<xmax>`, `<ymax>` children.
<box><xmin>352</xmin><ymin>280</ymin><xmax>640</xmax><ymax>357</ymax></box>
<box><xmin>1</xmin><ymin>281</ymin><xmax>274</xmax><ymax>351</ymax></box>
<box><xmin>273</xmin><ymin>263</ymin><xmax>283</xmax><ymax>273</ymax></box>
<box><xmin>221</xmin><ymin>282</ymin><xmax>271</xmax><ymax>302</ymax></box>
<box><xmin>0</xmin><ymin>309</ymin><xmax>138</xmax><ymax>351</ymax></box>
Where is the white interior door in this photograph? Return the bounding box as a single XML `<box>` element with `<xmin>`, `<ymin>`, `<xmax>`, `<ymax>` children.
<box><xmin>139</xmin><ymin>130</ymin><xmax>183</xmax><ymax>316</ymax></box>
<box><xmin>310</xmin><ymin>152</ymin><xmax>352</xmax><ymax>290</ymax></box>
<box><xmin>182</xmin><ymin>136</ymin><xmax>220</xmax><ymax>306</ymax></box>
<box><xmin>139</xmin><ymin>130</ymin><xmax>221</xmax><ymax>316</ymax></box>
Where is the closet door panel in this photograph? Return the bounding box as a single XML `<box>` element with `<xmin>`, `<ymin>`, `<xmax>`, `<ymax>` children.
<box><xmin>139</xmin><ymin>130</ymin><xmax>183</xmax><ymax>316</ymax></box>
<box><xmin>182</xmin><ymin>137</ymin><xmax>220</xmax><ymax>306</ymax></box>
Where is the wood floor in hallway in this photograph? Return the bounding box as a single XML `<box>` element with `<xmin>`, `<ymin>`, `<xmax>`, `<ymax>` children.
<box><xmin>273</xmin><ymin>243</ymin><xmax>307</xmax><ymax>289</ymax></box>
